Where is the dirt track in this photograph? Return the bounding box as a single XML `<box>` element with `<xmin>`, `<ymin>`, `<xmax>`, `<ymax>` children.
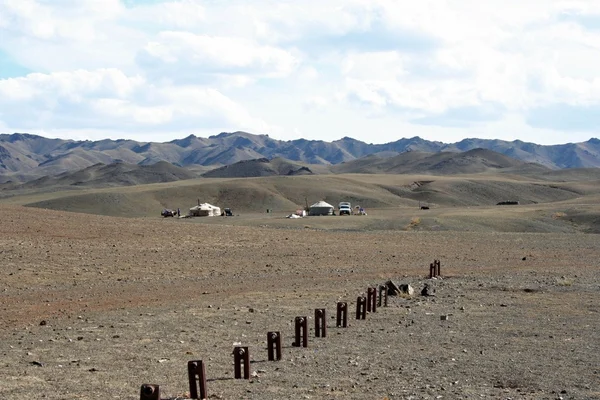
<box><xmin>1</xmin><ymin>205</ymin><xmax>599</xmax><ymax>399</ymax></box>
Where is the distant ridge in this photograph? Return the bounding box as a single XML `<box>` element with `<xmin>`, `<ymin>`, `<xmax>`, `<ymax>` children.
<box><xmin>200</xmin><ymin>149</ymin><xmax>542</xmax><ymax>178</ymax></box>
<box><xmin>202</xmin><ymin>157</ymin><xmax>316</xmax><ymax>178</ymax></box>
<box><xmin>15</xmin><ymin>161</ymin><xmax>197</xmax><ymax>190</ymax></box>
<box><xmin>1</xmin><ymin>132</ymin><xmax>599</xmax><ymax>180</ymax></box>
<box><xmin>332</xmin><ymin>148</ymin><xmax>540</xmax><ymax>175</ymax></box>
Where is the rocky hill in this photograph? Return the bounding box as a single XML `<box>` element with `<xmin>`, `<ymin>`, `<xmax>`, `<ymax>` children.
<box><xmin>202</xmin><ymin>149</ymin><xmax>546</xmax><ymax>178</ymax></box>
<box><xmin>331</xmin><ymin>148</ymin><xmax>539</xmax><ymax>175</ymax></box>
<box><xmin>0</xmin><ymin>132</ymin><xmax>598</xmax><ymax>181</ymax></box>
<box><xmin>202</xmin><ymin>157</ymin><xmax>318</xmax><ymax>178</ymax></box>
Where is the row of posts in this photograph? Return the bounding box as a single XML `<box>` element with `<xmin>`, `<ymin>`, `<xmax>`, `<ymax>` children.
<box><xmin>139</xmin><ymin>284</ymin><xmax>390</xmax><ymax>400</ymax></box>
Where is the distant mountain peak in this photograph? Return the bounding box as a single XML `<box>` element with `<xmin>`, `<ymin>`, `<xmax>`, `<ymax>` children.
<box><xmin>6</xmin><ymin>133</ymin><xmax>40</xmax><ymax>142</ymax></box>
<box><xmin>1</xmin><ymin>131</ymin><xmax>599</xmax><ymax>180</ymax></box>
<box><xmin>170</xmin><ymin>134</ymin><xmax>199</xmax><ymax>147</ymax></box>
<box><xmin>209</xmin><ymin>131</ymin><xmax>260</xmax><ymax>139</ymax></box>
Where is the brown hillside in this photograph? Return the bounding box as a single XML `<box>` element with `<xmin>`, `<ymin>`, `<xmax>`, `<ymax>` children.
<box><xmin>15</xmin><ymin>173</ymin><xmax>597</xmax><ymax>220</ymax></box>
<box><xmin>332</xmin><ymin>148</ymin><xmax>537</xmax><ymax>175</ymax></box>
<box><xmin>202</xmin><ymin>157</ymin><xmax>323</xmax><ymax>178</ymax></box>
<box><xmin>17</xmin><ymin>161</ymin><xmax>198</xmax><ymax>191</ymax></box>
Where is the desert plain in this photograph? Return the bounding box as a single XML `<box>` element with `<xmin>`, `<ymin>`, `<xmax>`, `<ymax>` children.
<box><xmin>1</xmin><ymin>171</ymin><xmax>599</xmax><ymax>400</ymax></box>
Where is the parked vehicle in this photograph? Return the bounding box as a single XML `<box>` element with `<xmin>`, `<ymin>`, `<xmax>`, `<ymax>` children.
<box><xmin>339</xmin><ymin>202</ymin><xmax>352</xmax><ymax>215</ymax></box>
<box><xmin>161</xmin><ymin>209</ymin><xmax>176</xmax><ymax>217</ymax></box>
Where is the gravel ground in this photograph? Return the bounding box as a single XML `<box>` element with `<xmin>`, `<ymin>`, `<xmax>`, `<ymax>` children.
<box><xmin>0</xmin><ymin>205</ymin><xmax>599</xmax><ymax>400</ymax></box>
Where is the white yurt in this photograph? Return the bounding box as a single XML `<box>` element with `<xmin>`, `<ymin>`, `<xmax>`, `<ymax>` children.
<box><xmin>308</xmin><ymin>200</ymin><xmax>334</xmax><ymax>216</ymax></box>
<box><xmin>189</xmin><ymin>203</ymin><xmax>222</xmax><ymax>217</ymax></box>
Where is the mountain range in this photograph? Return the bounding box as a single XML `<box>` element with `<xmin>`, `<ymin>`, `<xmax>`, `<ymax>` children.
<box><xmin>203</xmin><ymin>148</ymin><xmax>548</xmax><ymax>178</ymax></box>
<box><xmin>1</xmin><ymin>132</ymin><xmax>599</xmax><ymax>182</ymax></box>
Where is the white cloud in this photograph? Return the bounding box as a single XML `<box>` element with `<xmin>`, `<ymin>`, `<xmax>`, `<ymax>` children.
<box><xmin>303</xmin><ymin>96</ymin><xmax>329</xmax><ymax>111</ymax></box>
<box><xmin>138</xmin><ymin>31</ymin><xmax>298</xmax><ymax>81</ymax></box>
<box><xmin>0</xmin><ymin>0</ymin><xmax>124</xmax><ymax>41</ymax></box>
<box><xmin>0</xmin><ymin>69</ymin><xmax>270</xmax><ymax>134</ymax></box>
<box><xmin>0</xmin><ymin>69</ymin><xmax>144</xmax><ymax>101</ymax></box>
<box><xmin>336</xmin><ymin>1</ymin><xmax>600</xmax><ymax>127</ymax></box>
<box><xmin>124</xmin><ymin>0</ymin><xmax>205</xmax><ymax>29</ymax></box>
<box><xmin>1</xmin><ymin>0</ymin><xmax>600</xmax><ymax>144</ymax></box>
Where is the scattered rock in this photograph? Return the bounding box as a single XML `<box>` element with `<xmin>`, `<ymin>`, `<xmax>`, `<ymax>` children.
<box><xmin>421</xmin><ymin>284</ymin><xmax>436</xmax><ymax>297</ymax></box>
<box><xmin>386</xmin><ymin>280</ymin><xmax>401</xmax><ymax>295</ymax></box>
<box><xmin>39</xmin><ymin>320</ymin><xmax>47</xmax><ymax>326</ymax></box>
<box><xmin>399</xmin><ymin>284</ymin><xmax>414</xmax><ymax>296</ymax></box>
<box><xmin>29</xmin><ymin>361</ymin><xmax>44</xmax><ymax>367</ymax></box>
<box><xmin>386</xmin><ymin>281</ymin><xmax>414</xmax><ymax>296</ymax></box>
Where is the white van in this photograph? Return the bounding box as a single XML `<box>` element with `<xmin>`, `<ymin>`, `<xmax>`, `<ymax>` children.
<box><xmin>338</xmin><ymin>202</ymin><xmax>352</xmax><ymax>215</ymax></box>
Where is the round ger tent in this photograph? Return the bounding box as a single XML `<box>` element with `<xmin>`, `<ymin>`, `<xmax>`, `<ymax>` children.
<box><xmin>309</xmin><ymin>200</ymin><xmax>334</xmax><ymax>216</ymax></box>
<box><xmin>189</xmin><ymin>203</ymin><xmax>222</xmax><ymax>217</ymax></box>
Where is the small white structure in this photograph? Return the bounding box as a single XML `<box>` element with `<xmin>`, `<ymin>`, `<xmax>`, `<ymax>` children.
<box><xmin>189</xmin><ymin>203</ymin><xmax>222</xmax><ymax>217</ymax></box>
<box><xmin>309</xmin><ymin>200</ymin><xmax>334</xmax><ymax>216</ymax></box>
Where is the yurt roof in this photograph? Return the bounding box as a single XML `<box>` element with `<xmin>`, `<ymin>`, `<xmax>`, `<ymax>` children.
<box><xmin>190</xmin><ymin>203</ymin><xmax>218</xmax><ymax>211</ymax></box>
<box><xmin>310</xmin><ymin>200</ymin><xmax>333</xmax><ymax>208</ymax></box>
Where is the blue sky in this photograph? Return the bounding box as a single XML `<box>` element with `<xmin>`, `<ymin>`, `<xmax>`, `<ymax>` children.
<box><xmin>0</xmin><ymin>50</ymin><xmax>31</xmax><ymax>78</ymax></box>
<box><xmin>0</xmin><ymin>0</ymin><xmax>599</xmax><ymax>145</ymax></box>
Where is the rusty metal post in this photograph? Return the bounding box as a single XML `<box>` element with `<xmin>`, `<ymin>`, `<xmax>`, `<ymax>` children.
<box><xmin>378</xmin><ymin>285</ymin><xmax>388</xmax><ymax>307</ymax></box>
<box><xmin>430</xmin><ymin>262</ymin><xmax>435</xmax><ymax>278</ymax></box>
<box><xmin>267</xmin><ymin>331</ymin><xmax>281</xmax><ymax>361</ymax></box>
<box><xmin>367</xmin><ymin>287</ymin><xmax>377</xmax><ymax>312</ymax></box>
<box><xmin>366</xmin><ymin>287</ymin><xmax>377</xmax><ymax>312</ymax></box>
<box><xmin>314</xmin><ymin>308</ymin><xmax>327</xmax><ymax>338</ymax></box>
<box><xmin>336</xmin><ymin>302</ymin><xmax>347</xmax><ymax>327</ymax></box>
<box><xmin>293</xmin><ymin>317</ymin><xmax>308</xmax><ymax>347</ymax></box>
<box><xmin>233</xmin><ymin>346</ymin><xmax>250</xmax><ymax>379</ymax></box>
<box><xmin>436</xmin><ymin>259</ymin><xmax>441</xmax><ymax>276</ymax></box>
<box><xmin>356</xmin><ymin>296</ymin><xmax>366</xmax><ymax>320</ymax></box>
<box><xmin>188</xmin><ymin>360</ymin><xmax>207</xmax><ymax>400</ymax></box>
<box><xmin>140</xmin><ymin>384</ymin><xmax>160</xmax><ymax>400</ymax></box>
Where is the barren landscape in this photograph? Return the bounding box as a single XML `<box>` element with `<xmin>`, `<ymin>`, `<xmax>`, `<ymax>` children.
<box><xmin>3</xmin><ymin>0</ymin><xmax>600</xmax><ymax>397</ymax></box>
<box><xmin>1</xmin><ymin>164</ymin><xmax>600</xmax><ymax>400</ymax></box>
<box><xmin>0</xmin><ymin>162</ymin><xmax>600</xmax><ymax>399</ymax></box>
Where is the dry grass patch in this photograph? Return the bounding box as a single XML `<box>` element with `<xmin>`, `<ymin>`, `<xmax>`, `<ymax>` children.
<box><xmin>405</xmin><ymin>216</ymin><xmax>421</xmax><ymax>230</ymax></box>
<box><xmin>556</xmin><ymin>277</ymin><xmax>574</xmax><ymax>286</ymax></box>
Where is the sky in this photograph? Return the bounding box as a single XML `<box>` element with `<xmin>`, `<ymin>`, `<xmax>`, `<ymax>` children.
<box><xmin>1</xmin><ymin>0</ymin><xmax>600</xmax><ymax>145</ymax></box>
